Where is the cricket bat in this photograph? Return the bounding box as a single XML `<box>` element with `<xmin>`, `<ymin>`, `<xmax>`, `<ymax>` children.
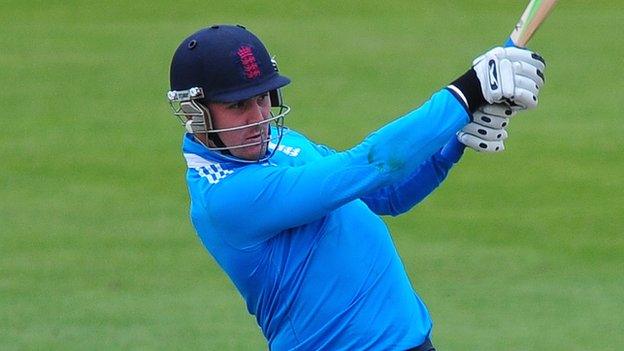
<box><xmin>505</xmin><ymin>0</ymin><xmax>558</xmax><ymax>48</ymax></box>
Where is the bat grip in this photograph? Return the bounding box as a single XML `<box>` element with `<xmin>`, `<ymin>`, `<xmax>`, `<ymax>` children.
<box><xmin>504</xmin><ymin>37</ymin><xmax>518</xmax><ymax>48</ymax></box>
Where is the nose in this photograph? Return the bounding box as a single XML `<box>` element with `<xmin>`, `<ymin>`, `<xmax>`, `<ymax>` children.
<box><xmin>247</xmin><ymin>100</ymin><xmax>266</xmax><ymax>124</ymax></box>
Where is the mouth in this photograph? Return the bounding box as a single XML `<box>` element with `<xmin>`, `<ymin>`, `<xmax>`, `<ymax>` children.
<box><xmin>246</xmin><ymin>128</ymin><xmax>269</xmax><ymax>142</ymax></box>
<box><xmin>245</xmin><ymin>133</ymin><xmax>265</xmax><ymax>144</ymax></box>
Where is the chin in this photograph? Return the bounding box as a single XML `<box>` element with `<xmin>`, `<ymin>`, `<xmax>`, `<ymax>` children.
<box><xmin>235</xmin><ymin>145</ymin><xmax>266</xmax><ymax>161</ymax></box>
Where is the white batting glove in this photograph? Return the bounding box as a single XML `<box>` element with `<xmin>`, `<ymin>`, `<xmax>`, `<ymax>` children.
<box><xmin>473</xmin><ymin>47</ymin><xmax>545</xmax><ymax>110</ymax></box>
<box><xmin>458</xmin><ymin>104</ymin><xmax>516</xmax><ymax>153</ymax></box>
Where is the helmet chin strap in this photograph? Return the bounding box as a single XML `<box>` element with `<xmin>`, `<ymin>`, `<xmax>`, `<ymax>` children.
<box><xmin>207</xmin><ymin>133</ymin><xmax>232</xmax><ymax>156</ymax></box>
<box><xmin>197</xmin><ymin>102</ymin><xmax>234</xmax><ymax>156</ymax></box>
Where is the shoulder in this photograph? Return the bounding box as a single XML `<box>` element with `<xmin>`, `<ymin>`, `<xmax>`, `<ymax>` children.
<box><xmin>184</xmin><ymin>156</ymin><xmax>272</xmax><ymax>231</ymax></box>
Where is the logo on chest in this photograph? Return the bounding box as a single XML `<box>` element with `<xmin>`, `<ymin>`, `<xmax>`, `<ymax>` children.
<box><xmin>268</xmin><ymin>141</ymin><xmax>301</xmax><ymax>157</ymax></box>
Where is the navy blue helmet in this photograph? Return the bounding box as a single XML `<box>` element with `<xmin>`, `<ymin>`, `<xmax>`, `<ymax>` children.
<box><xmin>167</xmin><ymin>25</ymin><xmax>291</xmax><ymax>162</ymax></box>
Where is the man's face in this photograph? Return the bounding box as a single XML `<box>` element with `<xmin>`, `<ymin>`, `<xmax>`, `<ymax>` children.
<box><xmin>206</xmin><ymin>92</ymin><xmax>272</xmax><ymax>160</ymax></box>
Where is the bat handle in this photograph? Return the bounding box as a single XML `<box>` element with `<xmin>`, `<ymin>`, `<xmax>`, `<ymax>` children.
<box><xmin>504</xmin><ymin>37</ymin><xmax>518</xmax><ymax>48</ymax></box>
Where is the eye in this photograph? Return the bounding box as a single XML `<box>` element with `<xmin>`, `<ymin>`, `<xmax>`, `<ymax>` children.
<box><xmin>257</xmin><ymin>93</ymin><xmax>269</xmax><ymax>104</ymax></box>
<box><xmin>228</xmin><ymin>100</ymin><xmax>246</xmax><ymax>110</ymax></box>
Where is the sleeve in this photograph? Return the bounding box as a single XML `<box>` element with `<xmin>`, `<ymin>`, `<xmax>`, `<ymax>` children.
<box><xmin>359</xmin><ymin>136</ymin><xmax>466</xmax><ymax>216</ymax></box>
<box><xmin>201</xmin><ymin>89</ymin><xmax>470</xmax><ymax>249</ymax></box>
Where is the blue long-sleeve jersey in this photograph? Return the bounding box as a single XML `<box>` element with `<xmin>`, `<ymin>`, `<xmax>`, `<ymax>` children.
<box><xmin>182</xmin><ymin>89</ymin><xmax>469</xmax><ymax>350</ymax></box>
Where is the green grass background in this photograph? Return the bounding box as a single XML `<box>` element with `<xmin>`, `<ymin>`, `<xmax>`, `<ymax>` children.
<box><xmin>1</xmin><ymin>0</ymin><xmax>622</xmax><ymax>350</ymax></box>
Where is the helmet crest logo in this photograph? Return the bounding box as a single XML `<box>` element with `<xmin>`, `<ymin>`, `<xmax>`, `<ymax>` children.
<box><xmin>237</xmin><ymin>46</ymin><xmax>261</xmax><ymax>80</ymax></box>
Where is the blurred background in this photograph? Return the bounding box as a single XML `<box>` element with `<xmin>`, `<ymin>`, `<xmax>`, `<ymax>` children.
<box><xmin>1</xmin><ymin>0</ymin><xmax>622</xmax><ymax>350</ymax></box>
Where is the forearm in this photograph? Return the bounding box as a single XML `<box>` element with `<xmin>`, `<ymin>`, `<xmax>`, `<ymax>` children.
<box><xmin>350</xmin><ymin>89</ymin><xmax>469</xmax><ymax>185</ymax></box>
<box><xmin>360</xmin><ymin>137</ymin><xmax>465</xmax><ymax>216</ymax></box>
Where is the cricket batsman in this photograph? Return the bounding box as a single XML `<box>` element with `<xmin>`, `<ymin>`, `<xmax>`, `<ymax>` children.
<box><xmin>166</xmin><ymin>24</ymin><xmax>546</xmax><ymax>350</ymax></box>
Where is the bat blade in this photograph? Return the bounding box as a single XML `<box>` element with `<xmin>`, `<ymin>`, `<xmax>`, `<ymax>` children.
<box><xmin>507</xmin><ymin>0</ymin><xmax>558</xmax><ymax>47</ymax></box>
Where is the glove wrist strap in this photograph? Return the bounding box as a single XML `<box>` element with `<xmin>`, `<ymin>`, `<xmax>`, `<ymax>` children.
<box><xmin>447</xmin><ymin>69</ymin><xmax>487</xmax><ymax>113</ymax></box>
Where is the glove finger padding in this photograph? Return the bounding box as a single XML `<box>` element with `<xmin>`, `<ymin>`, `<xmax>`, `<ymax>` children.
<box><xmin>461</xmin><ymin>123</ymin><xmax>508</xmax><ymax>141</ymax></box>
<box><xmin>512</xmin><ymin>88</ymin><xmax>538</xmax><ymax>110</ymax></box>
<box><xmin>473</xmin><ymin>111</ymin><xmax>511</xmax><ymax>129</ymax></box>
<box><xmin>459</xmin><ymin>102</ymin><xmax>516</xmax><ymax>153</ymax></box>
<box><xmin>515</xmin><ymin>75</ymin><xmax>541</xmax><ymax>97</ymax></box>
<box><xmin>509</xmin><ymin>75</ymin><xmax>541</xmax><ymax>110</ymax></box>
<box><xmin>457</xmin><ymin>132</ymin><xmax>506</xmax><ymax>153</ymax></box>
<box><xmin>514</xmin><ymin>61</ymin><xmax>545</xmax><ymax>89</ymax></box>
<box><xmin>480</xmin><ymin>103</ymin><xmax>516</xmax><ymax>118</ymax></box>
<box><xmin>502</xmin><ymin>47</ymin><xmax>546</xmax><ymax>73</ymax></box>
